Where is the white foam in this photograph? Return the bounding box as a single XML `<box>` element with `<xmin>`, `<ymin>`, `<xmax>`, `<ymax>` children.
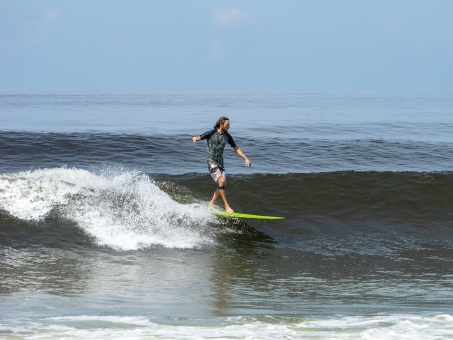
<box><xmin>0</xmin><ymin>167</ymin><xmax>215</xmax><ymax>250</ymax></box>
<box><xmin>1</xmin><ymin>314</ymin><xmax>452</xmax><ymax>339</ymax></box>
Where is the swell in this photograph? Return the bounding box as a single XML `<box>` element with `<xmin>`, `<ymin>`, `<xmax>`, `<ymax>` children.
<box><xmin>1</xmin><ymin>132</ymin><xmax>453</xmax><ymax>174</ymax></box>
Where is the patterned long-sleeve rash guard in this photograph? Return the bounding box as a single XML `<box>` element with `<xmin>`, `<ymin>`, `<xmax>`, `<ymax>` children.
<box><xmin>199</xmin><ymin>129</ymin><xmax>237</xmax><ymax>170</ymax></box>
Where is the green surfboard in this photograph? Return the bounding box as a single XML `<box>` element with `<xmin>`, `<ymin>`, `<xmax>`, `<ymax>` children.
<box><xmin>212</xmin><ymin>211</ymin><xmax>285</xmax><ymax>220</ymax></box>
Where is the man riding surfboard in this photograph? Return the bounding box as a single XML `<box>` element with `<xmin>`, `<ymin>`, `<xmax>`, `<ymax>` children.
<box><xmin>192</xmin><ymin>117</ymin><xmax>251</xmax><ymax>213</ymax></box>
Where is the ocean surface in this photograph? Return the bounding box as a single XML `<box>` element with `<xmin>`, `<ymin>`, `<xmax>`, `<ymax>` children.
<box><xmin>1</xmin><ymin>92</ymin><xmax>452</xmax><ymax>339</ymax></box>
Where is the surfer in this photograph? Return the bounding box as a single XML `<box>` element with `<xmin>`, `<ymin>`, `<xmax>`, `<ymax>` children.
<box><xmin>192</xmin><ymin>117</ymin><xmax>251</xmax><ymax>213</ymax></box>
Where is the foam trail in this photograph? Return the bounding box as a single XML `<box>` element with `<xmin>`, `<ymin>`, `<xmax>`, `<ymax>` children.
<box><xmin>0</xmin><ymin>168</ymin><xmax>215</xmax><ymax>250</ymax></box>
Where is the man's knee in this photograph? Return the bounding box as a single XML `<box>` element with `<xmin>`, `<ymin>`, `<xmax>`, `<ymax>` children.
<box><xmin>217</xmin><ymin>177</ymin><xmax>226</xmax><ymax>190</ymax></box>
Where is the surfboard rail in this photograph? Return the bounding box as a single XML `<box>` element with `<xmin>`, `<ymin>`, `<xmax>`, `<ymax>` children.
<box><xmin>212</xmin><ymin>211</ymin><xmax>285</xmax><ymax>220</ymax></box>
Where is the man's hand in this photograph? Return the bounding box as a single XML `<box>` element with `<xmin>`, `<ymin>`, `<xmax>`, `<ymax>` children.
<box><xmin>192</xmin><ymin>136</ymin><xmax>199</xmax><ymax>143</ymax></box>
<box><xmin>245</xmin><ymin>159</ymin><xmax>251</xmax><ymax>167</ymax></box>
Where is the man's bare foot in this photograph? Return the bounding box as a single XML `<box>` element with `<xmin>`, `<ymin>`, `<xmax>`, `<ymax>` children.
<box><xmin>225</xmin><ymin>206</ymin><xmax>234</xmax><ymax>213</ymax></box>
<box><xmin>209</xmin><ymin>202</ymin><xmax>215</xmax><ymax>210</ymax></box>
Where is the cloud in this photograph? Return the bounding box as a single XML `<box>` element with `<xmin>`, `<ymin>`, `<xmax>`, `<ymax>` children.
<box><xmin>213</xmin><ymin>8</ymin><xmax>249</xmax><ymax>28</ymax></box>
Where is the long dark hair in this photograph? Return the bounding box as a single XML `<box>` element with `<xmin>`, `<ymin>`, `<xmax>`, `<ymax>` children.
<box><xmin>214</xmin><ymin>116</ymin><xmax>229</xmax><ymax>129</ymax></box>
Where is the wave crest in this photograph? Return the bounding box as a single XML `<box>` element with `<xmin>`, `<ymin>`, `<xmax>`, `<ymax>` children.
<box><xmin>0</xmin><ymin>167</ymin><xmax>215</xmax><ymax>250</ymax></box>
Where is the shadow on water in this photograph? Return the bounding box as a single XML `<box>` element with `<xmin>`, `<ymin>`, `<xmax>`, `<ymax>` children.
<box><xmin>215</xmin><ymin>219</ymin><xmax>276</xmax><ymax>252</ymax></box>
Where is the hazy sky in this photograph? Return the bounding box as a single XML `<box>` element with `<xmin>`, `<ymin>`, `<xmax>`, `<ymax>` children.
<box><xmin>1</xmin><ymin>1</ymin><xmax>452</xmax><ymax>92</ymax></box>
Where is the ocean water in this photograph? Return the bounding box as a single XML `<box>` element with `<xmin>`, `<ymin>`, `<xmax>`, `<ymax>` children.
<box><xmin>1</xmin><ymin>92</ymin><xmax>452</xmax><ymax>339</ymax></box>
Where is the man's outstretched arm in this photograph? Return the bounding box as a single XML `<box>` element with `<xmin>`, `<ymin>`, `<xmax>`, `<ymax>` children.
<box><xmin>234</xmin><ymin>147</ymin><xmax>251</xmax><ymax>167</ymax></box>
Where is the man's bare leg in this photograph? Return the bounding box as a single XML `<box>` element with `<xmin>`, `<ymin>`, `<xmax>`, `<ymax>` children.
<box><xmin>210</xmin><ymin>176</ymin><xmax>234</xmax><ymax>213</ymax></box>
<box><xmin>209</xmin><ymin>189</ymin><xmax>220</xmax><ymax>210</ymax></box>
<box><xmin>219</xmin><ymin>190</ymin><xmax>234</xmax><ymax>213</ymax></box>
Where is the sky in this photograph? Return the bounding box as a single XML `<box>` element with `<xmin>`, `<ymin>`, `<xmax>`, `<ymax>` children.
<box><xmin>1</xmin><ymin>0</ymin><xmax>452</xmax><ymax>92</ymax></box>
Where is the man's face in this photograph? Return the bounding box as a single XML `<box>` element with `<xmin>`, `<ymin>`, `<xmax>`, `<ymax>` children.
<box><xmin>222</xmin><ymin>120</ymin><xmax>230</xmax><ymax>132</ymax></box>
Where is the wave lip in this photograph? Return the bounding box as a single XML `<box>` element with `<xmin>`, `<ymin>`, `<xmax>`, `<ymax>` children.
<box><xmin>0</xmin><ymin>167</ymin><xmax>215</xmax><ymax>250</ymax></box>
